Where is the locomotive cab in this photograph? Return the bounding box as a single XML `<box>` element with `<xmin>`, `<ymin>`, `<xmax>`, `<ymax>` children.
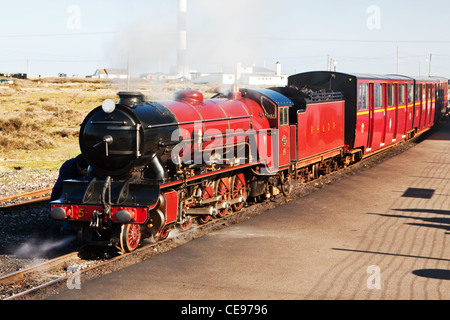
<box><xmin>240</xmin><ymin>88</ymin><xmax>294</xmax><ymax>171</ymax></box>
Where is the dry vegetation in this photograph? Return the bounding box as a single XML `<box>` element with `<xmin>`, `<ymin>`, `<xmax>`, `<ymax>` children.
<box><xmin>0</xmin><ymin>77</ymin><xmax>226</xmax><ymax>172</ymax></box>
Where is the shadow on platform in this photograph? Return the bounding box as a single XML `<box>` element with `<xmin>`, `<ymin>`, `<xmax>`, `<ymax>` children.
<box><xmin>412</xmin><ymin>269</ymin><xmax>450</xmax><ymax>280</ymax></box>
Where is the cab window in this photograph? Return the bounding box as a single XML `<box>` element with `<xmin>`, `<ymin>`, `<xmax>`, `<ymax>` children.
<box><xmin>261</xmin><ymin>97</ymin><xmax>276</xmax><ymax>118</ymax></box>
<box><xmin>279</xmin><ymin>107</ymin><xmax>289</xmax><ymax>126</ymax></box>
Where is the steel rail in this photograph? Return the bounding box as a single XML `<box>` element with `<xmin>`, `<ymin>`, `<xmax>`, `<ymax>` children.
<box><xmin>0</xmin><ymin>187</ymin><xmax>52</xmax><ymax>208</ymax></box>
<box><xmin>0</xmin><ymin>252</ymin><xmax>80</xmax><ymax>287</ymax></box>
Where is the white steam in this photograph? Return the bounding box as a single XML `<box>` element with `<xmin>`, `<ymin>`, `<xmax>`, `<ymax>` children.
<box><xmin>14</xmin><ymin>236</ymin><xmax>76</xmax><ymax>259</ymax></box>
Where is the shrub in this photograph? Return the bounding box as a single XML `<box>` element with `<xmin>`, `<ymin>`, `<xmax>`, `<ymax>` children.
<box><xmin>0</xmin><ymin>117</ymin><xmax>24</xmax><ymax>133</ymax></box>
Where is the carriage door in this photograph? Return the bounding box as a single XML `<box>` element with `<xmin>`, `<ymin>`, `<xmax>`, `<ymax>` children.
<box><xmin>367</xmin><ymin>83</ymin><xmax>375</xmax><ymax>150</ymax></box>
<box><xmin>381</xmin><ymin>83</ymin><xmax>387</xmax><ymax>145</ymax></box>
<box><xmin>420</xmin><ymin>84</ymin><xmax>426</xmax><ymax>130</ymax></box>
<box><xmin>428</xmin><ymin>84</ymin><xmax>433</xmax><ymax>127</ymax></box>
<box><xmin>414</xmin><ymin>83</ymin><xmax>421</xmax><ymax>130</ymax></box>
<box><xmin>393</xmin><ymin>83</ymin><xmax>399</xmax><ymax>141</ymax></box>
<box><xmin>278</xmin><ymin>106</ymin><xmax>291</xmax><ymax>169</ymax></box>
<box><xmin>422</xmin><ymin>84</ymin><xmax>431</xmax><ymax>128</ymax></box>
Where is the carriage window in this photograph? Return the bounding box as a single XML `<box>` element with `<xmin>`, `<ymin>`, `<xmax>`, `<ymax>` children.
<box><xmin>399</xmin><ymin>84</ymin><xmax>405</xmax><ymax>106</ymax></box>
<box><xmin>408</xmin><ymin>84</ymin><xmax>414</xmax><ymax>104</ymax></box>
<box><xmin>375</xmin><ymin>83</ymin><xmax>382</xmax><ymax>109</ymax></box>
<box><xmin>358</xmin><ymin>83</ymin><xmax>369</xmax><ymax>111</ymax></box>
<box><xmin>415</xmin><ymin>84</ymin><xmax>421</xmax><ymax>101</ymax></box>
<box><xmin>388</xmin><ymin>84</ymin><xmax>394</xmax><ymax>107</ymax></box>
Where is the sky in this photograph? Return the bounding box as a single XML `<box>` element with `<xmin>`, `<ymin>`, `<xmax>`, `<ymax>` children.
<box><xmin>1</xmin><ymin>0</ymin><xmax>450</xmax><ymax>78</ymax></box>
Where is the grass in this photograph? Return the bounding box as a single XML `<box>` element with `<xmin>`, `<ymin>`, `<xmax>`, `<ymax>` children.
<box><xmin>0</xmin><ymin>78</ymin><xmax>117</xmax><ymax>172</ymax></box>
<box><xmin>0</xmin><ymin>78</ymin><xmax>224</xmax><ymax>172</ymax></box>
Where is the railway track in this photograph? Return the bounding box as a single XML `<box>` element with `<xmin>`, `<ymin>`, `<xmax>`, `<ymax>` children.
<box><xmin>0</xmin><ymin>187</ymin><xmax>52</xmax><ymax>209</ymax></box>
<box><xmin>0</xmin><ymin>127</ymin><xmax>435</xmax><ymax>300</ymax></box>
<box><xmin>0</xmin><ymin>252</ymin><xmax>81</xmax><ymax>299</ymax></box>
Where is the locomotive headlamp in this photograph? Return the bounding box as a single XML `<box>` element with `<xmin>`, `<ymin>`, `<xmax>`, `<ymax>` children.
<box><xmin>115</xmin><ymin>209</ymin><xmax>135</xmax><ymax>223</ymax></box>
<box><xmin>102</xmin><ymin>99</ymin><xmax>116</xmax><ymax>114</ymax></box>
<box><xmin>50</xmin><ymin>207</ymin><xmax>68</xmax><ymax>220</ymax></box>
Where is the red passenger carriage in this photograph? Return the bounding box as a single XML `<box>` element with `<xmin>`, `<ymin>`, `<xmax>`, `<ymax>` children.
<box><xmin>289</xmin><ymin>72</ymin><xmax>446</xmax><ymax>158</ymax></box>
<box><xmin>353</xmin><ymin>75</ymin><xmax>415</xmax><ymax>153</ymax></box>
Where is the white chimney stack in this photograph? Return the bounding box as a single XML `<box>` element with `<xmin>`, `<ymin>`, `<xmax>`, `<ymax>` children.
<box><xmin>276</xmin><ymin>61</ymin><xmax>281</xmax><ymax>76</ymax></box>
<box><xmin>177</xmin><ymin>0</ymin><xmax>188</xmax><ymax>78</ymax></box>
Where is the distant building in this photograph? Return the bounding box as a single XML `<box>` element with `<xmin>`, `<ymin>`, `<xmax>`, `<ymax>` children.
<box><xmin>90</xmin><ymin>68</ymin><xmax>128</xmax><ymax>79</ymax></box>
<box><xmin>191</xmin><ymin>72</ymin><xmax>236</xmax><ymax>85</ymax></box>
<box><xmin>0</xmin><ymin>72</ymin><xmax>27</xmax><ymax>79</ymax></box>
<box><xmin>237</xmin><ymin>61</ymin><xmax>288</xmax><ymax>86</ymax></box>
<box><xmin>191</xmin><ymin>61</ymin><xmax>288</xmax><ymax>86</ymax></box>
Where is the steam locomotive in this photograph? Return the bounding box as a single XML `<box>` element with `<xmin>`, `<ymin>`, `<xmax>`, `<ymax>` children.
<box><xmin>50</xmin><ymin>71</ymin><xmax>448</xmax><ymax>253</ymax></box>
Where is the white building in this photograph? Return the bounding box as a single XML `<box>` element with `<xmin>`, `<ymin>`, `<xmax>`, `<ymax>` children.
<box><xmin>192</xmin><ymin>61</ymin><xmax>288</xmax><ymax>86</ymax></box>
<box><xmin>191</xmin><ymin>72</ymin><xmax>236</xmax><ymax>85</ymax></box>
<box><xmin>91</xmin><ymin>69</ymin><xmax>128</xmax><ymax>80</ymax></box>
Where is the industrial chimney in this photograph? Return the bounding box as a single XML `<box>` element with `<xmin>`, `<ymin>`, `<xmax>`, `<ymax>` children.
<box><xmin>177</xmin><ymin>0</ymin><xmax>189</xmax><ymax>79</ymax></box>
<box><xmin>276</xmin><ymin>61</ymin><xmax>282</xmax><ymax>76</ymax></box>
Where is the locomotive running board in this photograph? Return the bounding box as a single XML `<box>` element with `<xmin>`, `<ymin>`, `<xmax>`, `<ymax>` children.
<box><xmin>53</xmin><ymin>178</ymin><xmax>160</xmax><ymax>208</ymax></box>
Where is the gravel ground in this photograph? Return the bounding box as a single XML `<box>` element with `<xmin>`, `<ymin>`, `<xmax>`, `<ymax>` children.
<box><xmin>0</xmin><ymin>169</ymin><xmax>79</xmax><ymax>277</ymax></box>
<box><xmin>0</xmin><ymin>169</ymin><xmax>58</xmax><ymax>199</ymax></box>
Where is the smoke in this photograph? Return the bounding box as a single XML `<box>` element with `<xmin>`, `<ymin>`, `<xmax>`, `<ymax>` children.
<box><xmin>14</xmin><ymin>236</ymin><xmax>76</xmax><ymax>259</ymax></box>
<box><xmin>101</xmin><ymin>3</ymin><xmax>177</xmax><ymax>81</ymax></box>
<box><xmin>107</xmin><ymin>20</ymin><xmax>177</xmax><ymax>74</ymax></box>
<box><xmin>188</xmin><ymin>0</ymin><xmax>269</xmax><ymax>71</ymax></box>
<box><xmin>105</xmin><ymin>0</ymin><xmax>280</xmax><ymax>77</ymax></box>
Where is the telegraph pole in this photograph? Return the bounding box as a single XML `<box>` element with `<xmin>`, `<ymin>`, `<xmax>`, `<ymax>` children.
<box><xmin>396</xmin><ymin>46</ymin><xmax>399</xmax><ymax>74</ymax></box>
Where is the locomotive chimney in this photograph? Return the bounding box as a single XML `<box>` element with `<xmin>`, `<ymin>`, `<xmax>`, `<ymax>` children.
<box><xmin>118</xmin><ymin>92</ymin><xmax>145</xmax><ymax>107</ymax></box>
<box><xmin>229</xmin><ymin>85</ymin><xmax>242</xmax><ymax>100</ymax></box>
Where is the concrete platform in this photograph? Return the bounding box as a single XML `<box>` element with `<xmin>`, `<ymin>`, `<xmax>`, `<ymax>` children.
<box><xmin>49</xmin><ymin>122</ymin><xmax>450</xmax><ymax>301</ymax></box>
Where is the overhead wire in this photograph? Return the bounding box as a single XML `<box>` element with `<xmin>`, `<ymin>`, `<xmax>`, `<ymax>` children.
<box><xmin>258</xmin><ymin>37</ymin><xmax>450</xmax><ymax>45</ymax></box>
<box><xmin>0</xmin><ymin>32</ymin><xmax>116</xmax><ymax>39</ymax></box>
